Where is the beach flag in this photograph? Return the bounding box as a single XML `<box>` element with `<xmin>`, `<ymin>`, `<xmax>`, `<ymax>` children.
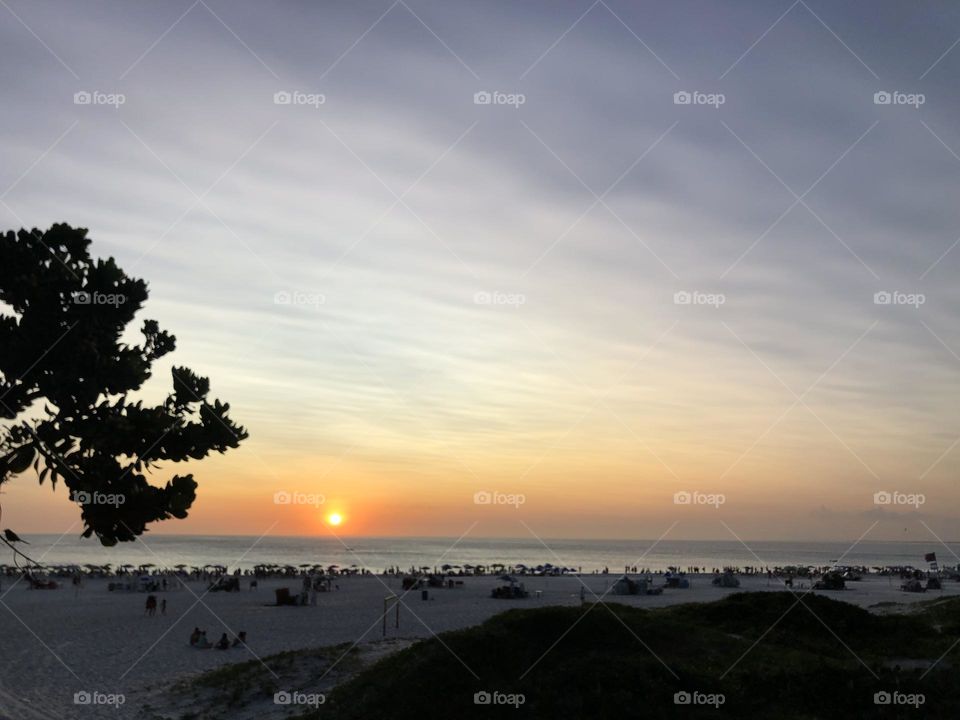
<box><xmin>925</xmin><ymin>552</ymin><xmax>939</xmax><ymax>571</ymax></box>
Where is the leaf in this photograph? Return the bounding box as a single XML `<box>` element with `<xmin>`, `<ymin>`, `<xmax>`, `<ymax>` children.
<box><xmin>7</xmin><ymin>445</ymin><xmax>35</xmax><ymax>474</ymax></box>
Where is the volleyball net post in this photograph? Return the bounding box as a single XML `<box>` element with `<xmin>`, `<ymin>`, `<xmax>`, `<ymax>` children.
<box><xmin>383</xmin><ymin>594</ymin><xmax>400</xmax><ymax>637</ymax></box>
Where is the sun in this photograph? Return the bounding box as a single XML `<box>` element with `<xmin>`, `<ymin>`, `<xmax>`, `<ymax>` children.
<box><xmin>327</xmin><ymin>512</ymin><xmax>343</xmax><ymax>527</ymax></box>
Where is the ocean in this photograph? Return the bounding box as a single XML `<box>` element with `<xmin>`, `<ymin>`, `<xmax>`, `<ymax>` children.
<box><xmin>9</xmin><ymin>535</ymin><xmax>955</xmax><ymax>573</ymax></box>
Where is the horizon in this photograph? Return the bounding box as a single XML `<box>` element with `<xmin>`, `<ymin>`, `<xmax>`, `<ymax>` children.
<box><xmin>2</xmin><ymin>1</ymin><xmax>960</xmax><ymax>546</ymax></box>
<box><xmin>12</xmin><ymin>530</ymin><xmax>960</xmax><ymax>546</ymax></box>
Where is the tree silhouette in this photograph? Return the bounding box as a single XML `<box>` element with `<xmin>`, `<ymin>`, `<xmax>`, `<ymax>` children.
<box><xmin>0</xmin><ymin>223</ymin><xmax>247</xmax><ymax>545</ymax></box>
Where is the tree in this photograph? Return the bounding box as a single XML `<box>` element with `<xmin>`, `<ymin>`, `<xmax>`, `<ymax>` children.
<box><xmin>0</xmin><ymin>223</ymin><xmax>248</xmax><ymax>545</ymax></box>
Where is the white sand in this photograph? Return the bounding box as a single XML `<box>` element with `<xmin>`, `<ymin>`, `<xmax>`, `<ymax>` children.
<box><xmin>0</xmin><ymin>573</ymin><xmax>955</xmax><ymax>719</ymax></box>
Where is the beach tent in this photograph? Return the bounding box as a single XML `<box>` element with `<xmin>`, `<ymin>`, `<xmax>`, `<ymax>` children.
<box><xmin>712</xmin><ymin>571</ymin><xmax>740</xmax><ymax>588</ymax></box>
<box><xmin>813</xmin><ymin>572</ymin><xmax>845</xmax><ymax>591</ymax></box>
<box><xmin>611</xmin><ymin>575</ymin><xmax>635</xmax><ymax>595</ymax></box>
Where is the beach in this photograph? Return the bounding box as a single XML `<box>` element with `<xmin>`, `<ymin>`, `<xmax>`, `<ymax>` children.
<box><xmin>2</xmin><ymin>572</ymin><xmax>956</xmax><ymax>719</ymax></box>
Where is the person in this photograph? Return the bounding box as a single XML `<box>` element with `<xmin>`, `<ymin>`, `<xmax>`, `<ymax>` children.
<box><xmin>145</xmin><ymin>595</ymin><xmax>157</xmax><ymax>616</ymax></box>
<box><xmin>215</xmin><ymin>633</ymin><xmax>230</xmax><ymax>650</ymax></box>
<box><xmin>160</xmin><ymin>598</ymin><xmax>167</xmax><ymax>615</ymax></box>
<box><xmin>195</xmin><ymin>631</ymin><xmax>212</xmax><ymax>649</ymax></box>
<box><xmin>189</xmin><ymin>627</ymin><xmax>201</xmax><ymax>646</ymax></box>
<box><xmin>231</xmin><ymin>631</ymin><xmax>247</xmax><ymax>648</ymax></box>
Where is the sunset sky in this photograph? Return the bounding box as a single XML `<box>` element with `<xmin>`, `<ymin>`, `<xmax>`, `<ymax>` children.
<box><xmin>2</xmin><ymin>1</ymin><xmax>959</xmax><ymax>542</ymax></box>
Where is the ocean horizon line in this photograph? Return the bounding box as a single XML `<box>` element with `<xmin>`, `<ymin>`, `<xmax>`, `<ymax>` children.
<box><xmin>16</xmin><ymin>532</ymin><xmax>959</xmax><ymax>544</ymax></box>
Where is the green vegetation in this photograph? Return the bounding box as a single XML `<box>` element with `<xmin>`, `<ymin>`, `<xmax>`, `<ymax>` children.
<box><xmin>0</xmin><ymin>223</ymin><xmax>247</xmax><ymax>545</ymax></box>
<box><xmin>307</xmin><ymin>592</ymin><xmax>960</xmax><ymax>719</ymax></box>
<box><xmin>155</xmin><ymin>644</ymin><xmax>362</xmax><ymax>720</ymax></box>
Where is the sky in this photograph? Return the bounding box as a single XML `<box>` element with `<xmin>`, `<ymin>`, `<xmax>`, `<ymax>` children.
<box><xmin>2</xmin><ymin>0</ymin><xmax>960</xmax><ymax>543</ymax></box>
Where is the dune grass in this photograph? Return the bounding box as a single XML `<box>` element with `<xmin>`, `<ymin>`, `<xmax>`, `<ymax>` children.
<box><xmin>304</xmin><ymin>592</ymin><xmax>960</xmax><ymax>719</ymax></box>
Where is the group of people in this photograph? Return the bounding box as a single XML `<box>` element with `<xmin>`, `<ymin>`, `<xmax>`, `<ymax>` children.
<box><xmin>144</xmin><ymin>594</ymin><xmax>166</xmax><ymax>616</ymax></box>
<box><xmin>189</xmin><ymin>627</ymin><xmax>247</xmax><ymax>650</ymax></box>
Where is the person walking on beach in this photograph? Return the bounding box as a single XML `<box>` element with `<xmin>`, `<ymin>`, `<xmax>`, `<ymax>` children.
<box><xmin>145</xmin><ymin>595</ymin><xmax>157</xmax><ymax>616</ymax></box>
<box><xmin>160</xmin><ymin>598</ymin><xmax>167</xmax><ymax>615</ymax></box>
